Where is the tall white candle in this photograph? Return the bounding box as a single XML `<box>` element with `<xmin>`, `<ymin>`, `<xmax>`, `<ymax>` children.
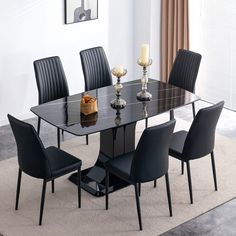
<box><xmin>140</xmin><ymin>44</ymin><xmax>149</xmax><ymax>64</ymax></box>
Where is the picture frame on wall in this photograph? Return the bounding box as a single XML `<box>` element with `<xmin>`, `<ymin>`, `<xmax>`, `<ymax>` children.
<box><xmin>65</xmin><ymin>0</ymin><xmax>98</xmax><ymax>24</ymax></box>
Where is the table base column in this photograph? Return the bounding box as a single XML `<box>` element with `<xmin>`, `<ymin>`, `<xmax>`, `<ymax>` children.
<box><xmin>69</xmin><ymin>122</ymin><xmax>136</xmax><ymax>197</ymax></box>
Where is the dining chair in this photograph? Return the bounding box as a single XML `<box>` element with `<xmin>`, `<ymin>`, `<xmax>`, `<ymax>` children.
<box><xmin>166</xmin><ymin>49</ymin><xmax>202</xmax><ymax>174</ymax></box>
<box><xmin>33</xmin><ymin>56</ymin><xmax>69</xmax><ymax>148</ymax></box>
<box><xmin>80</xmin><ymin>46</ymin><xmax>112</xmax><ymax>91</ymax></box>
<box><xmin>168</xmin><ymin>49</ymin><xmax>202</xmax><ymax>120</ymax></box>
<box><xmin>105</xmin><ymin>120</ymin><xmax>176</xmax><ymax>231</ymax></box>
<box><xmin>80</xmin><ymin>46</ymin><xmax>113</xmax><ymax>144</ymax></box>
<box><xmin>8</xmin><ymin>114</ymin><xmax>82</xmax><ymax>225</ymax></box>
<box><xmin>168</xmin><ymin>101</ymin><xmax>224</xmax><ymax>204</ymax></box>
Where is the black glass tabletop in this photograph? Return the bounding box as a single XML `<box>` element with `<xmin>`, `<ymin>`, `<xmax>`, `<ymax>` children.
<box><xmin>31</xmin><ymin>79</ymin><xmax>199</xmax><ymax>136</ymax></box>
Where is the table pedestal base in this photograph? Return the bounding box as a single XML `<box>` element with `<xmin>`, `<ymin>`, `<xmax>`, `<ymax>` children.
<box><xmin>69</xmin><ymin>123</ymin><xmax>136</xmax><ymax>197</ymax></box>
<box><xmin>69</xmin><ymin>165</ymin><xmax>129</xmax><ymax>197</ymax></box>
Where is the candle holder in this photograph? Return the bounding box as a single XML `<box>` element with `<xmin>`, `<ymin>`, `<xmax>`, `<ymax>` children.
<box><xmin>142</xmin><ymin>101</ymin><xmax>148</xmax><ymax>118</ymax></box>
<box><xmin>110</xmin><ymin>68</ymin><xmax>127</xmax><ymax>109</ymax></box>
<box><xmin>114</xmin><ymin>108</ymin><xmax>122</xmax><ymax>126</ymax></box>
<box><xmin>137</xmin><ymin>58</ymin><xmax>153</xmax><ymax>101</ymax></box>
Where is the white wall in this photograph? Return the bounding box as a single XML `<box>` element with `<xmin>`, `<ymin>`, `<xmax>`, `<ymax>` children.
<box><xmin>189</xmin><ymin>0</ymin><xmax>236</xmax><ymax>110</ymax></box>
<box><xmin>108</xmin><ymin>0</ymin><xmax>161</xmax><ymax>83</ymax></box>
<box><xmin>108</xmin><ymin>0</ymin><xmax>134</xmax><ymax>83</ymax></box>
<box><xmin>133</xmin><ymin>0</ymin><xmax>161</xmax><ymax>80</ymax></box>
<box><xmin>0</xmin><ymin>0</ymin><xmax>109</xmax><ymax>125</ymax></box>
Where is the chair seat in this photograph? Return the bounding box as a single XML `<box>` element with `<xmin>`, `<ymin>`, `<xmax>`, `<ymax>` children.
<box><xmin>169</xmin><ymin>130</ymin><xmax>188</xmax><ymax>160</ymax></box>
<box><xmin>105</xmin><ymin>152</ymin><xmax>134</xmax><ymax>182</ymax></box>
<box><xmin>46</xmin><ymin>146</ymin><xmax>82</xmax><ymax>179</ymax></box>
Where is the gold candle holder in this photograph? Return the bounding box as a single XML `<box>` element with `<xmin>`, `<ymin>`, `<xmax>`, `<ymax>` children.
<box><xmin>110</xmin><ymin>67</ymin><xmax>127</xmax><ymax>109</ymax></box>
<box><xmin>137</xmin><ymin>58</ymin><xmax>153</xmax><ymax>101</ymax></box>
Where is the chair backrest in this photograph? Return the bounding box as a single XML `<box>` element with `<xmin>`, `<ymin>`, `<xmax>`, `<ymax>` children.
<box><xmin>33</xmin><ymin>56</ymin><xmax>69</xmax><ymax>104</ymax></box>
<box><xmin>183</xmin><ymin>101</ymin><xmax>224</xmax><ymax>160</ymax></box>
<box><xmin>8</xmin><ymin>115</ymin><xmax>51</xmax><ymax>179</ymax></box>
<box><xmin>168</xmin><ymin>49</ymin><xmax>202</xmax><ymax>93</ymax></box>
<box><xmin>80</xmin><ymin>46</ymin><xmax>112</xmax><ymax>91</ymax></box>
<box><xmin>131</xmin><ymin>120</ymin><xmax>176</xmax><ymax>183</ymax></box>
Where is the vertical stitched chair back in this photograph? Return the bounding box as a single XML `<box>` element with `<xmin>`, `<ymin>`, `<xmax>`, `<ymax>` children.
<box><xmin>8</xmin><ymin>115</ymin><xmax>51</xmax><ymax>179</ymax></box>
<box><xmin>168</xmin><ymin>49</ymin><xmax>202</xmax><ymax>93</ymax></box>
<box><xmin>131</xmin><ymin>120</ymin><xmax>176</xmax><ymax>183</ymax></box>
<box><xmin>183</xmin><ymin>101</ymin><xmax>224</xmax><ymax>160</ymax></box>
<box><xmin>33</xmin><ymin>56</ymin><xmax>69</xmax><ymax>104</ymax></box>
<box><xmin>80</xmin><ymin>46</ymin><xmax>112</xmax><ymax>91</ymax></box>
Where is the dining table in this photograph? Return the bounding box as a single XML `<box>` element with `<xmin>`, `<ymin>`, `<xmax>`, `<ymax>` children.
<box><xmin>31</xmin><ymin>79</ymin><xmax>199</xmax><ymax>197</ymax></box>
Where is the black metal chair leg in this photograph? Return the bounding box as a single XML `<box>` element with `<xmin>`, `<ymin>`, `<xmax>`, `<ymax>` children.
<box><xmin>134</xmin><ymin>184</ymin><xmax>142</xmax><ymax>231</ymax></box>
<box><xmin>170</xmin><ymin>110</ymin><xmax>174</xmax><ymax>120</ymax></box>
<box><xmin>186</xmin><ymin>161</ymin><xmax>193</xmax><ymax>204</ymax></box>
<box><xmin>39</xmin><ymin>180</ymin><xmax>47</xmax><ymax>225</ymax></box>
<box><xmin>192</xmin><ymin>102</ymin><xmax>196</xmax><ymax>118</ymax></box>
<box><xmin>51</xmin><ymin>180</ymin><xmax>54</xmax><ymax>193</ymax></box>
<box><xmin>78</xmin><ymin>167</ymin><xmax>81</xmax><ymax>208</ymax></box>
<box><xmin>15</xmin><ymin>168</ymin><xmax>22</xmax><ymax>210</ymax></box>
<box><xmin>145</xmin><ymin>118</ymin><xmax>148</xmax><ymax>129</ymax></box>
<box><xmin>57</xmin><ymin>128</ymin><xmax>60</xmax><ymax>149</ymax></box>
<box><xmin>62</xmin><ymin>130</ymin><xmax>64</xmax><ymax>135</ymax></box>
<box><xmin>181</xmin><ymin>161</ymin><xmax>184</xmax><ymax>175</ymax></box>
<box><xmin>105</xmin><ymin>169</ymin><xmax>109</xmax><ymax>210</ymax></box>
<box><xmin>154</xmin><ymin>179</ymin><xmax>157</xmax><ymax>188</ymax></box>
<box><xmin>86</xmin><ymin>134</ymin><xmax>89</xmax><ymax>145</ymax></box>
<box><xmin>211</xmin><ymin>151</ymin><xmax>218</xmax><ymax>191</ymax></box>
<box><xmin>165</xmin><ymin>173</ymin><xmax>172</xmax><ymax>217</ymax></box>
<box><xmin>37</xmin><ymin>117</ymin><xmax>41</xmax><ymax>135</ymax></box>
<box><xmin>138</xmin><ymin>183</ymin><xmax>141</xmax><ymax>196</ymax></box>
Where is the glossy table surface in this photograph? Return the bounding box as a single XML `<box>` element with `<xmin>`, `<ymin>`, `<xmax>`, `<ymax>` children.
<box><xmin>31</xmin><ymin>79</ymin><xmax>199</xmax><ymax>136</ymax></box>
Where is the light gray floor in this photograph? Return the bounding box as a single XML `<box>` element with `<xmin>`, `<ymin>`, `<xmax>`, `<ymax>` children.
<box><xmin>0</xmin><ymin>100</ymin><xmax>236</xmax><ymax>235</ymax></box>
<box><xmin>161</xmin><ymin>198</ymin><xmax>236</xmax><ymax>236</ymax></box>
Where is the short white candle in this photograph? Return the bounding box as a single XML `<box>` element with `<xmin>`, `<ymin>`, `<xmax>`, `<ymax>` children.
<box><xmin>115</xmin><ymin>66</ymin><xmax>124</xmax><ymax>74</ymax></box>
<box><xmin>140</xmin><ymin>44</ymin><xmax>150</xmax><ymax>64</ymax></box>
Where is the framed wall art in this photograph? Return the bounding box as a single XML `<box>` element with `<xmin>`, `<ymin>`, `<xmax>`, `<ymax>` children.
<box><xmin>65</xmin><ymin>0</ymin><xmax>98</xmax><ymax>24</ymax></box>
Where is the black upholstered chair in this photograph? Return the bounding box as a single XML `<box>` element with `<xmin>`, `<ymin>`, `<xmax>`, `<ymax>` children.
<box><xmin>168</xmin><ymin>101</ymin><xmax>224</xmax><ymax>204</ymax></box>
<box><xmin>80</xmin><ymin>46</ymin><xmax>113</xmax><ymax>144</ymax></box>
<box><xmin>80</xmin><ymin>46</ymin><xmax>112</xmax><ymax>91</ymax></box>
<box><xmin>168</xmin><ymin>49</ymin><xmax>202</xmax><ymax>119</ymax></box>
<box><xmin>8</xmin><ymin>114</ymin><xmax>82</xmax><ymax>225</ymax></box>
<box><xmin>33</xmin><ymin>56</ymin><xmax>69</xmax><ymax>148</ymax></box>
<box><xmin>105</xmin><ymin>120</ymin><xmax>176</xmax><ymax>231</ymax></box>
